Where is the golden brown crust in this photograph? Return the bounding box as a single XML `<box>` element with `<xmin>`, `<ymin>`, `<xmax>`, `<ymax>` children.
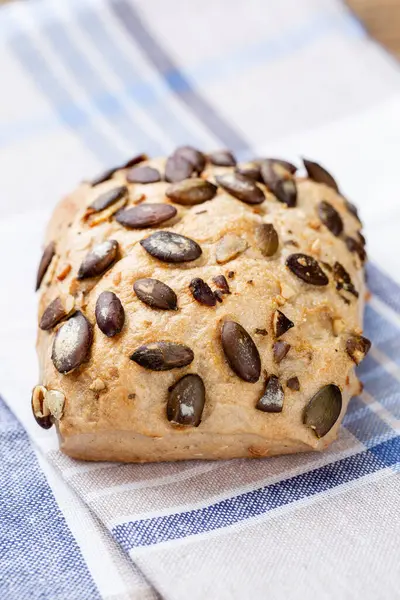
<box><xmin>36</xmin><ymin>155</ymin><xmax>367</xmax><ymax>462</ymax></box>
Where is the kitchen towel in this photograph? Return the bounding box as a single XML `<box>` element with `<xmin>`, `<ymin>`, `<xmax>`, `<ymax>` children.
<box><xmin>1</xmin><ymin>0</ymin><xmax>400</xmax><ymax>598</ymax></box>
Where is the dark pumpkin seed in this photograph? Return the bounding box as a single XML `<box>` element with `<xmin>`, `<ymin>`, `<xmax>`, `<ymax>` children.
<box><xmin>31</xmin><ymin>385</ymin><xmax>52</xmax><ymax>430</ymax></box>
<box><xmin>214</xmin><ymin>290</ymin><xmax>224</xmax><ymax>303</ymax></box>
<box><xmin>303</xmin><ymin>384</ymin><xmax>342</xmax><ymax>437</ymax></box>
<box><xmin>344</xmin><ymin>199</ymin><xmax>362</xmax><ymax>224</ymax></box>
<box><xmin>95</xmin><ymin>291</ymin><xmax>125</xmax><ymax>337</ymax></box>
<box><xmin>89</xmin><ymin>167</ymin><xmax>117</xmax><ymax>187</ymax></box>
<box><xmin>216</xmin><ymin>172</ymin><xmax>265</xmax><ymax>205</ymax></box>
<box><xmin>318</xmin><ymin>201</ymin><xmax>343</xmax><ymax>237</ymax></box>
<box><xmin>130</xmin><ymin>342</ymin><xmax>194</xmax><ymax>371</ymax></box>
<box><xmin>221</xmin><ymin>321</ymin><xmax>261</xmax><ymax>383</ymax></box>
<box><xmin>345</xmin><ymin>236</ymin><xmax>367</xmax><ymax>262</ymax></box>
<box><xmin>166</xmin><ymin>178</ymin><xmax>217</xmax><ymax>205</ymax></box>
<box><xmin>273</xmin><ymin>310</ymin><xmax>294</xmax><ymax>338</ymax></box>
<box><xmin>235</xmin><ymin>162</ymin><xmax>261</xmax><ymax>181</ymax></box>
<box><xmin>208</xmin><ymin>149</ymin><xmax>236</xmax><ymax>167</ymax></box>
<box><xmin>260</xmin><ymin>160</ymin><xmax>297</xmax><ymax>207</ymax></box>
<box><xmin>303</xmin><ymin>159</ymin><xmax>339</xmax><ymax>192</ymax></box>
<box><xmin>167</xmin><ymin>374</ymin><xmax>205</xmax><ymax>426</ymax></box>
<box><xmin>212</xmin><ymin>275</ymin><xmax>230</xmax><ymax>294</ymax></box>
<box><xmin>39</xmin><ymin>295</ymin><xmax>74</xmax><ymax>331</ymax></box>
<box><xmin>77</xmin><ymin>240</ymin><xmax>118</xmax><ymax>279</ymax></box>
<box><xmin>51</xmin><ymin>311</ymin><xmax>93</xmax><ymax>374</ymax></box>
<box><xmin>123</xmin><ymin>153</ymin><xmax>148</xmax><ymax>169</ymax></box>
<box><xmin>286</xmin><ymin>253</ymin><xmax>329</xmax><ymax>286</ymax></box>
<box><xmin>256</xmin><ymin>223</ymin><xmax>279</xmax><ymax>257</ymax></box>
<box><xmin>254</xmin><ymin>328</ymin><xmax>268</xmax><ymax>336</ymax></box>
<box><xmin>126</xmin><ymin>165</ymin><xmax>161</xmax><ymax>184</ymax></box>
<box><xmin>89</xmin><ymin>154</ymin><xmax>147</xmax><ymax>186</ymax></box>
<box><xmin>89</xmin><ymin>185</ymin><xmax>128</xmax><ymax>212</ymax></box>
<box><xmin>165</xmin><ymin>154</ymin><xmax>194</xmax><ymax>182</ymax></box>
<box><xmin>273</xmin><ymin>341</ymin><xmax>291</xmax><ymax>363</ymax></box>
<box><xmin>358</xmin><ymin>231</ymin><xmax>366</xmax><ymax>246</ymax></box>
<box><xmin>174</xmin><ymin>146</ymin><xmax>205</xmax><ymax>174</ymax></box>
<box><xmin>287</xmin><ymin>376</ymin><xmax>300</xmax><ymax>391</ymax></box>
<box><xmin>189</xmin><ymin>278</ymin><xmax>216</xmax><ymax>307</ymax></box>
<box><xmin>116</xmin><ymin>203</ymin><xmax>176</xmax><ymax>229</ymax></box>
<box><xmin>346</xmin><ymin>334</ymin><xmax>371</xmax><ymax>365</ymax></box>
<box><xmin>36</xmin><ymin>241</ymin><xmax>55</xmax><ymax>291</ymax></box>
<box><xmin>256</xmin><ymin>375</ymin><xmax>284</xmax><ymax>413</ymax></box>
<box><xmin>267</xmin><ymin>158</ymin><xmax>297</xmax><ymax>174</ymax></box>
<box><xmin>133</xmin><ymin>278</ymin><xmax>178</xmax><ymax>310</ymax></box>
<box><xmin>333</xmin><ymin>262</ymin><xmax>358</xmax><ymax>297</ymax></box>
<box><xmin>140</xmin><ymin>231</ymin><xmax>202</xmax><ymax>263</ymax></box>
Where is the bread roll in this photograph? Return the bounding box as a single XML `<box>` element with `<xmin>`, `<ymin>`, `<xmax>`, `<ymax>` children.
<box><xmin>32</xmin><ymin>148</ymin><xmax>370</xmax><ymax>462</ymax></box>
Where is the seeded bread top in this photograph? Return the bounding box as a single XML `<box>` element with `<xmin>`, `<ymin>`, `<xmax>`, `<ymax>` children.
<box><xmin>33</xmin><ymin>148</ymin><xmax>370</xmax><ymax>459</ymax></box>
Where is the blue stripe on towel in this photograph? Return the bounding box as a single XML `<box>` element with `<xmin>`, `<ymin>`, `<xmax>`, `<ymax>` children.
<box><xmin>113</xmin><ymin>436</ymin><xmax>400</xmax><ymax>550</ymax></box>
<box><xmin>0</xmin><ymin>399</ymin><xmax>100</xmax><ymax>600</ymax></box>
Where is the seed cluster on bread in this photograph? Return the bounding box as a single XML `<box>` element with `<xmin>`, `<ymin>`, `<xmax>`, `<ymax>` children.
<box><xmin>32</xmin><ymin>147</ymin><xmax>371</xmax><ymax>462</ymax></box>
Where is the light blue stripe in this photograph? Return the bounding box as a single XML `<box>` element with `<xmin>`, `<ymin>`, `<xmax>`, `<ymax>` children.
<box><xmin>112</xmin><ymin>436</ymin><xmax>399</xmax><ymax>550</ymax></box>
<box><xmin>0</xmin><ymin>398</ymin><xmax>100</xmax><ymax>600</ymax></box>
<box><xmin>8</xmin><ymin>32</ymin><xmax>122</xmax><ymax>165</ymax></box>
<box><xmin>76</xmin><ymin>8</ymin><xmax>210</xmax><ymax>150</ymax></box>
<box><xmin>2</xmin><ymin>3</ymin><xmax>365</xmax><ymax>149</ymax></box>
<box><xmin>367</xmin><ymin>263</ymin><xmax>400</xmax><ymax>315</ymax></box>
<box><xmin>35</xmin><ymin>7</ymin><xmax>165</xmax><ymax>157</ymax></box>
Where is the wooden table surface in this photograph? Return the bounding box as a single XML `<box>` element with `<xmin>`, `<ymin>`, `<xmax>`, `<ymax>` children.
<box><xmin>347</xmin><ymin>0</ymin><xmax>400</xmax><ymax>57</ymax></box>
<box><xmin>0</xmin><ymin>1</ymin><xmax>399</xmax><ymax>58</ymax></box>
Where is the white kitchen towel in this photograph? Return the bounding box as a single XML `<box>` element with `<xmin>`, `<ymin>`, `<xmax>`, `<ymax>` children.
<box><xmin>0</xmin><ymin>0</ymin><xmax>400</xmax><ymax>599</ymax></box>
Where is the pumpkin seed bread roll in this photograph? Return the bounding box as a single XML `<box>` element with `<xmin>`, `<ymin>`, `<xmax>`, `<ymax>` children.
<box><xmin>32</xmin><ymin>148</ymin><xmax>370</xmax><ymax>462</ymax></box>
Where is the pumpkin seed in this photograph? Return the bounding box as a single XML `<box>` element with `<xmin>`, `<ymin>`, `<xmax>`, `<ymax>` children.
<box><xmin>130</xmin><ymin>342</ymin><xmax>194</xmax><ymax>371</ymax></box>
<box><xmin>126</xmin><ymin>165</ymin><xmax>161</xmax><ymax>184</ymax></box>
<box><xmin>89</xmin><ymin>185</ymin><xmax>128</xmax><ymax>212</ymax></box>
<box><xmin>212</xmin><ymin>275</ymin><xmax>230</xmax><ymax>294</ymax></box>
<box><xmin>189</xmin><ymin>278</ymin><xmax>216</xmax><ymax>307</ymax></box>
<box><xmin>235</xmin><ymin>162</ymin><xmax>261</xmax><ymax>181</ymax></box>
<box><xmin>260</xmin><ymin>160</ymin><xmax>297</xmax><ymax>207</ymax></box>
<box><xmin>333</xmin><ymin>262</ymin><xmax>358</xmax><ymax>298</ymax></box>
<box><xmin>165</xmin><ymin>154</ymin><xmax>194</xmax><ymax>182</ymax></box>
<box><xmin>303</xmin><ymin>384</ymin><xmax>342</xmax><ymax>437</ymax></box>
<box><xmin>166</xmin><ymin>178</ymin><xmax>217</xmax><ymax>205</ymax></box>
<box><xmin>345</xmin><ymin>236</ymin><xmax>367</xmax><ymax>262</ymax></box>
<box><xmin>167</xmin><ymin>374</ymin><xmax>205</xmax><ymax>426</ymax></box>
<box><xmin>287</xmin><ymin>376</ymin><xmax>300</xmax><ymax>391</ymax></box>
<box><xmin>318</xmin><ymin>201</ymin><xmax>343</xmax><ymax>236</ymax></box>
<box><xmin>39</xmin><ymin>295</ymin><xmax>75</xmax><ymax>331</ymax></box>
<box><xmin>216</xmin><ymin>172</ymin><xmax>265</xmax><ymax>205</ymax></box>
<box><xmin>273</xmin><ymin>341</ymin><xmax>291</xmax><ymax>363</ymax></box>
<box><xmin>140</xmin><ymin>231</ymin><xmax>202</xmax><ymax>263</ymax></box>
<box><xmin>95</xmin><ymin>291</ymin><xmax>125</xmax><ymax>337</ymax></box>
<box><xmin>256</xmin><ymin>223</ymin><xmax>279</xmax><ymax>257</ymax></box>
<box><xmin>256</xmin><ymin>375</ymin><xmax>284</xmax><ymax>413</ymax></box>
<box><xmin>286</xmin><ymin>253</ymin><xmax>329</xmax><ymax>286</ymax></box>
<box><xmin>273</xmin><ymin>310</ymin><xmax>294</xmax><ymax>338</ymax></box>
<box><xmin>303</xmin><ymin>159</ymin><xmax>339</xmax><ymax>192</ymax></box>
<box><xmin>51</xmin><ymin>311</ymin><xmax>93</xmax><ymax>374</ymax></box>
<box><xmin>77</xmin><ymin>240</ymin><xmax>118</xmax><ymax>279</ymax></box>
<box><xmin>221</xmin><ymin>321</ymin><xmax>261</xmax><ymax>383</ymax></box>
<box><xmin>31</xmin><ymin>385</ymin><xmax>52</xmax><ymax>429</ymax></box>
<box><xmin>346</xmin><ymin>334</ymin><xmax>371</xmax><ymax>365</ymax></box>
<box><xmin>36</xmin><ymin>241</ymin><xmax>55</xmax><ymax>291</ymax></box>
<box><xmin>208</xmin><ymin>149</ymin><xmax>236</xmax><ymax>167</ymax></box>
<box><xmin>116</xmin><ymin>204</ymin><xmax>176</xmax><ymax>228</ymax></box>
<box><xmin>174</xmin><ymin>146</ymin><xmax>205</xmax><ymax>174</ymax></box>
<box><xmin>133</xmin><ymin>278</ymin><xmax>178</xmax><ymax>310</ymax></box>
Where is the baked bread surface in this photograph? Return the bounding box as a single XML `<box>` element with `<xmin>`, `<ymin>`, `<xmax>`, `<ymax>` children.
<box><xmin>33</xmin><ymin>151</ymin><xmax>369</xmax><ymax>462</ymax></box>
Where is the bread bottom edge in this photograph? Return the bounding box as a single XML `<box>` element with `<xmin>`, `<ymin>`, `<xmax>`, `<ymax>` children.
<box><xmin>58</xmin><ymin>428</ymin><xmax>331</xmax><ymax>463</ymax></box>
